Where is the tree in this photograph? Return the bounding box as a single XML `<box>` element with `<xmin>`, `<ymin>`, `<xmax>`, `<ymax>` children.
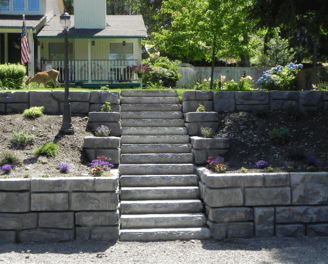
<box><xmin>152</xmin><ymin>0</ymin><xmax>253</xmax><ymax>88</ymax></box>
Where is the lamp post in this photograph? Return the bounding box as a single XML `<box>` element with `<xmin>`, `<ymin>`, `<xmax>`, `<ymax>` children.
<box><xmin>59</xmin><ymin>10</ymin><xmax>74</xmax><ymax>134</ymax></box>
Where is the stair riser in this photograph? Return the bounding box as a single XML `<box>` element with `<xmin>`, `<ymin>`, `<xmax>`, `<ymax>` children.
<box><xmin>121</xmin><ymin>144</ymin><xmax>191</xmax><ymax>154</ymax></box>
<box><xmin>121</xmin><ymin>104</ymin><xmax>181</xmax><ymax>112</ymax></box>
<box><xmin>121</xmin><ymin>112</ymin><xmax>183</xmax><ymax>119</ymax></box>
<box><xmin>121</xmin><ymin>119</ymin><xmax>185</xmax><ymax>127</ymax></box>
<box><xmin>122</xmin><ymin>127</ymin><xmax>187</xmax><ymax>135</ymax></box>
<box><xmin>121</xmin><ymin>90</ymin><xmax>178</xmax><ymax>97</ymax></box>
<box><xmin>121</xmin><ymin>97</ymin><xmax>180</xmax><ymax>104</ymax></box>
<box><xmin>119</xmin><ymin>164</ymin><xmax>194</xmax><ymax>175</ymax></box>
<box><xmin>120</xmin><ymin>188</ymin><xmax>199</xmax><ymax>200</ymax></box>
<box><xmin>121</xmin><ymin>215</ymin><xmax>206</xmax><ymax>229</ymax></box>
<box><xmin>120</xmin><ymin>175</ymin><xmax>198</xmax><ymax>187</ymax></box>
<box><xmin>120</xmin><ymin>201</ymin><xmax>203</xmax><ymax>214</ymax></box>
<box><xmin>120</xmin><ymin>154</ymin><xmax>193</xmax><ymax>164</ymax></box>
<box><xmin>120</xmin><ymin>228</ymin><xmax>211</xmax><ymax>241</ymax></box>
<box><xmin>121</xmin><ymin>135</ymin><xmax>190</xmax><ymax>144</ymax></box>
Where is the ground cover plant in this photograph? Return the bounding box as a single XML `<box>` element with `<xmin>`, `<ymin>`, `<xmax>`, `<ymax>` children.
<box><xmin>33</xmin><ymin>142</ymin><xmax>60</xmax><ymax>157</ymax></box>
<box><xmin>10</xmin><ymin>130</ymin><xmax>35</xmax><ymax>146</ymax></box>
<box><xmin>23</xmin><ymin>106</ymin><xmax>44</xmax><ymax>119</ymax></box>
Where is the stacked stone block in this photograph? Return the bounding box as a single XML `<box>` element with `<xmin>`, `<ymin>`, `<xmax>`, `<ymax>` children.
<box><xmin>182</xmin><ymin>91</ymin><xmax>213</xmax><ymax>112</ymax></box>
<box><xmin>87</xmin><ymin>112</ymin><xmax>121</xmax><ymax>136</ymax></box>
<box><xmin>0</xmin><ymin>91</ymin><xmax>29</xmax><ymax>113</ymax></box>
<box><xmin>83</xmin><ymin>136</ymin><xmax>121</xmax><ymax>164</ymax></box>
<box><xmin>89</xmin><ymin>91</ymin><xmax>120</xmax><ymax>112</ymax></box>
<box><xmin>0</xmin><ymin>175</ymin><xmax>119</xmax><ymax>244</ymax></box>
<box><xmin>184</xmin><ymin>112</ymin><xmax>219</xmax><ymax>136</ymax></box>
<box><xmin>190</xmin><ymin>136</ymin><xmax>229</xmax><ymax>164</ymax></box>
<box><xmin>197</xmin><ymin>168</ymin><xmax>328</xmax><ymax>240</ymax></box>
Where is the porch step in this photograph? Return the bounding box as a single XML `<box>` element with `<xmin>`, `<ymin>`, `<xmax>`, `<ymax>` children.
<box><xmin>121</xmin><ymin>153</ymin><xmax>193</xmax><ymax>164</ymax></box>
<box><xmin>121</xmin><ymin>97</ymin><xmax>180</xmax><ymax>104</ymax></box>
<box><xmin>121</xmin><ymin>144</ymin><xmax>191</xmax><ymax>154</ymax></box>
<box><xmin>121</xmin><ymin>119</ymin><xmax>185</xmax><ymax>127</ymax></box>
<box><xmin>121</xmin><ymin>104</ymin><xmax>181</xmax><ymax>112</ymax></box>
<box><xmin>120</xmin><ymin>200</ymin><xmax>204</xmax><ymax>214</ymax></box>
<box><xmin>120</xmin><ymin>174</ymin><xmax>198</xmax><ymax>187</ymax></box>
<box><xmin>121</xmin><ymin>90</ymin><xmax>178</xmax><ymax>97</ymax></box>
<box><xmin>120</xmin><ymin>227</ymin><xmax>211</xmax><ymax>241</ymax></box>
<box><xmin>121</xmin><ymin>214</ymin><xmax>206</xmax><ymax>229</ymax></box>
<box><xmin>120</xmin><ymin>187</ymin><xmax>199</xmax><ymax>200</ymax></box>
<box><xmin>121</xmin><ymin>112</ymin><xmax>183</xmax><ymax>119</ymax></box>
<box><xmin>119</xmin><ymin>164</ymin><xmax>194</xmax><ymax>175</ymax></box>
<box><xmin>122</xmin><ymin>127</ymin><xmax>187</xmax><ymax>135</ymax></box>
<box><xmin>121</xmin><ymin>135</ymin><xmax>190</xmax><ymax>144</ymax></box>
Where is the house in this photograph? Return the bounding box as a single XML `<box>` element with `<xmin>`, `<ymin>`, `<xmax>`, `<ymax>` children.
<box><xmin>0</xmin><ymin>0</ymin><xmax>147</xmax><ymax>87</ymax></box>
<box><xmin>0</xmin><ymin>0</ymin><xmax>64</xmax><ymax>77</ymax></box>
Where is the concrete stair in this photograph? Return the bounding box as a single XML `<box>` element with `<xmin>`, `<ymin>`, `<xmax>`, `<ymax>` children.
<box><xmin>119</xmin><ymin>90</ymin><xmax>210</xmax><ymax>241</ymax></box>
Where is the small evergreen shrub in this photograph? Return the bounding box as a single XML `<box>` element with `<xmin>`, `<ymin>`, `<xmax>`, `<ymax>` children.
<box><xmin>0</xmin><ymin>63</ymin><xmax>26</xmax><ymax>90</ymax></box>
<box><xmin>10</xmin><ymin>130</ymin><xmax>35</xmax><ymax>146</ymax></box>
<box><xmin>269</xmin><ymin>128</ymin><xmax>289</xmax><ymax>145</ymax></box>
<box><xmin>0</xmin><ymin>151</ymin><xmax>18</xmax><ymax>166</ymax></box>
<box><xmin>101</xmin><ymin>102</ymin><xmax>112</xmax><ymax>112</ymax></box>
<box><xmin>23</xmin><ymin>106</ymin><xmax>44</xmax><ymax>119</ymax></box>
<box><xmin>34</xmin><ymin>142</ymin><xmax>60</xmax><ymax>157</ymax></box>
<box><xmin>200</xmin><ymin>127</ymin><xmax>215</xmax><ymax>138</ymax></box>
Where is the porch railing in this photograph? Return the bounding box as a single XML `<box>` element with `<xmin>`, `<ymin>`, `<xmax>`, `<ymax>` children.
<box><xmin>41</xmin><ymin>59</ymin><xmax>139</xmax><ymax>83</ymax></box>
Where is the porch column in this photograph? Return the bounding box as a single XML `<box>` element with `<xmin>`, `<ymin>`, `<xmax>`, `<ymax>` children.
<box><xmin>88</xmin><ymin>39</ymin><xmax>91</xmax><ymax>83</ymax></box>
<box><xmin>37</xmin><ymin>41</ymin><xmax>41</xmax><ymax>72</ymax></box>
<box><xmin>4</xmin><ymin>33</ymin><xmax>8</xmax><ymax>63</ymax></box>
<box><xmin>27</xmin><ymin>29</ymin><xmax>35</xmax><ymax>77</ymax></box>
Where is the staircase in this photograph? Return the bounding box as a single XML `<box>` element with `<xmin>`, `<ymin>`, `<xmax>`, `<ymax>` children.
<box><xmin>119</xmin><ymin>90</ymin><xmax>211</xmax><ymax>241</ymax></box>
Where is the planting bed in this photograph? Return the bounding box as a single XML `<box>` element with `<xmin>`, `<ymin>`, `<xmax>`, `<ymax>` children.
<box><xmin>0</xmin><ymin>115</ymin><xmax>91</xmax><ymax>178</ymax></box>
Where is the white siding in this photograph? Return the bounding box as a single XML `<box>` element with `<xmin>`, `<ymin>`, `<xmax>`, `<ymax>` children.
<box><xmin>74</xmin><ymin>0</ymin><xmax>106</xmax><ymax>29</ymax></box>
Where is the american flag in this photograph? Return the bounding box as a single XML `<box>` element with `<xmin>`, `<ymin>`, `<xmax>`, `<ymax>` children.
<box><xmin>21</xmin><ymin>15</ymin><xmax>30</xmax><ymax>65</ymax></box>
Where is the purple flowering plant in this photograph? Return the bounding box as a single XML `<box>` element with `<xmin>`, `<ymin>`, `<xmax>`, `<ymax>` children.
<box><xmin>59</xmin><ymin>164</ymin><xmax>69</xmax><ymax>173</ymax></box>
<box><xmin>307</xmin><ymin>158</ymin><xmax>317</xmax><ymax>166</ymax></box>
<box><xmin>206</xmin><ymin>156</ymin><xmax>225</xmax><ymax>172</ymax></box>
<box><xmin>90</xmin><ymin>156</ymin><xmax>114</xmax><ymax>176</ymax></box>
<box><xmin>94</xmin><ymin>125</ymin><xmax>111</xmax><ymax>137</ymax></box>
<box><xmin>2</xmin><ymin>164</ymin><xmax>12</xmax><ymax>173</ymax></box>
<box><xmin>256</xmin><ymin>160</ymin><xmax>268</xmax><ymax>169</ymax></box>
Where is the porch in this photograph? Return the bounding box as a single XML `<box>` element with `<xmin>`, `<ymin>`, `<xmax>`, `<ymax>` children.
<box><xmin>41</xmin><ymin>59</ymin><xmax>141</xmax><ymax>87</ymax></box>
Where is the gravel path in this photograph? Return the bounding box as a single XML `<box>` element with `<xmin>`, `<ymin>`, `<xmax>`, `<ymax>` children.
<box><xmin>1</xmin><ymin>237</ymin><xmax>328</xmax><ymax>264</ymax></box>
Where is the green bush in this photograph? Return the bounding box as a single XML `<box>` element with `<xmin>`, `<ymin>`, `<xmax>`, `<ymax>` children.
<box><xmin>143</xmin><ymin>56</ymin><xmax>181</xmax><ymax>87</ymax></box>
<box><xmin>23</xmin><ymin>106</ymin><xmax>44</xmax><ymax>119</ymax></box>
<box><xmin>200</xmin><ymin>127</ymin><xmax>215</xmax><ymax>138</ymax></box>
<box><xmin>0</xmin><ymin>151</ymin><xmax>18</xmax><ymax>166</ymax></box>
<box><xmin>0</xmin><ymin>63</ymin><xmax>26</xmax><ymax>90</ymax></box>
<box><xmin>101</xmin><ymin>102</ymin><xmax>112</xmax><ymax>112</ymax></box>
<box><xmin>34</xmin><ymin>142</ymin><xmax>60</xmax><ymax>157</ymax></box>
<box><xmin>269</xmin><ymin>128</ymin><xmax>290</xmax><ymax>145</ymax></box>
<box><xmin>10</xmin><ymin>130</ymin><xmax>35</xmax><ymax>146</ymax></box>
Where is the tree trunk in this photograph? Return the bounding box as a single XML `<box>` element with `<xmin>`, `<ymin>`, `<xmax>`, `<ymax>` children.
<box><xmin>313</xmin><ymin>34</ymin><xmax>317</xmax><ymax>68</ymax></box>
<box><xmin>210</xmin><ymin>36</ymin><xmax>217</xmax><ymax>90</ymax></box>
<box><xmin>240</xmin><ymin>34</ymin><xmax>250</xmax><ymax>67</ymax></box>
<box><xmin>264</xmin><ymin>33</ymin><xmax>270</xmax><ymax>54</ymax></box>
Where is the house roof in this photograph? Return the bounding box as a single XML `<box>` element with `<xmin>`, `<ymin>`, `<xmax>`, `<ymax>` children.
<box><xmin>0</xmin><ymin>15</ymin><xmax>46</xmax><ymax>29</ymax></box>
<box><xmin>37</xmin><ymin>15</ymin><xmax>147</xmax><ymax>38</ymax></box>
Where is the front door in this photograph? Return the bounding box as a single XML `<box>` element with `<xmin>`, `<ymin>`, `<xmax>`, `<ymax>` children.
<box><xmin>8</xmin><ymin>33</ymin><xmax>21</xmax><ymax>64</ymax></box>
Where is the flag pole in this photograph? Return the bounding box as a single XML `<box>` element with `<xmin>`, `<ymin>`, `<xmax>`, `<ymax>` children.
<box><xmin>21</xmin><ymin>14</ymin><xmax>30</xmax><ymax>65</ymax></box>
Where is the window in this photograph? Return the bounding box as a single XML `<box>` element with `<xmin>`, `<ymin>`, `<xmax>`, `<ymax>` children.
<box><xmin>0</xmin><ymin>0</ymin><xmax>9</xmax><ymax>11</ymax></box>
<box><xmin>13</xmin><ymin>0</ymin><xmax>24</xmax><ymax>11</ymax></box>
<box><xmin>110</xmin><ymin>43</ymin><xmax>133</xmax><ymax>60</ymax></box>
<box><xmin>28</xmin><ymin>0</ymin><xmax>40</xmax><ymax>12</ymax></box>
<box><xmin>49</xmin><ymin>42</ymin><xmax>73</xmax><ymax>60</ymax></box>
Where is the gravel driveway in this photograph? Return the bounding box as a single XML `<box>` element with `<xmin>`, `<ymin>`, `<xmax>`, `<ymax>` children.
<box><xmin>1</xmin><ymin>237</ymin><xmax>328</xmax><ymax>264</ymax></box>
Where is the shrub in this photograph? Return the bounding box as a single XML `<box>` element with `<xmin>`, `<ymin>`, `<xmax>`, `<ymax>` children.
<box><xmin>100</xmin><ymin>85</ymin><xmax>109</xmax><ymax>91</ymax></box>
<box><xmin>267</xmin><ymin>166</ymin><xmax>274</xmax><ymax>172</ymax></box>
<box><xmin>101</xmin><ymin>102</ymin><xmax>112</xmax><ymax>112</ymax></box>
<box><xmin>268</xmin><ymin>128</ymin><xmax>289</xmax><ymax>145</ymax></box>
<box><xmin>0</xmin><ymin>63</ymin><xmax>26</xmax><ymax>90</ymax></box>
<box><xmin>10</xmin><ymin>130</ymin><xmax>35</xmax><ymax>146</ymax></box>
<box><xmin>196</xmin><ymin>104</ymin><xmax>206</xmax><ymax>112</ymax></box>
<box><xmin>23</xmin><ymin>106</ymin><xmax>44</xmax><ymax>119</ymax></box>
<box><xmin>142</xmin><ymin>56</ymin><xmax>181</xmax><ymax>87</ymax></box>
<box><xmin>94</xmin><ymin>125</ymin><xmax>111</xmax><ymax>137</ymax></box>
<box><xmin>0</xmin><ymin>151</ymin><xmax>18</xmax><ymax>166</ymax></box>
<box><xmin>257</xmin><ymin>63</ymin><xmax>303</xmax><ymax>90</ymax></box>
<box><xmin>145</xmin><ymin>82</ymin><xmax>166</xmax><ymax>90</ymax></box>
<box><xmin>34</xmin><ymin>142</ymin><xmax>60</xmax><ymax>157</ymax></box>
<box><xmin>200</xmin><ymin>127</ymin><xmax>215</xmax><ymax>138</ymax></box>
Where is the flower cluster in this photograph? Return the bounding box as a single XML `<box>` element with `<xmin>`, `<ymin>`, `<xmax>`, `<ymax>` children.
<box><xmin>256</xmin><ymin>160</ymin><xmax>268</xmax><ymax>169</ymax></box>
<box><xmin>131</xmin><ymin>64</ymin><xmax>153</xmax><ymax>75</ymax></box>
<box><xmin>196</xmin><ymin>104</ymin><xmax>206</xmax><ymax>112</ymax></box>
<box><xmin>257</xmin><ymin>63</ymin><xmax>303</xmax><ymax>90</ymax></box>
<box><xmin>94</xmin><ymin>125</ymin><xmax>111</xmax><ymax>137</ymax></box>
<box><xmin>206</xmin><ymin>156</ymin><xmax>225</xmax><ymax>172</ymax></box>
<box><xmin>215</xmin><ymin>163</ymin><xmax>226</xmax><ymax>173</ymax></box>
<box><xmin>59</xmin><ymin>164</ymin><xmax>69</xmax><ymax>173</ymax></box>
<box><xmin>90</xmin><ymin>157</ymin><xmax>114</xmax><ymax>176</ymax></box>
<box><xmin>1</xmin><ymin>164</ymin><xmax>12</xmax><ymax>173</ymax></box>
<box><xmin>307</xmin><ymin>158</ymin><xmax>317</xmax><ymax>166</ymax></box>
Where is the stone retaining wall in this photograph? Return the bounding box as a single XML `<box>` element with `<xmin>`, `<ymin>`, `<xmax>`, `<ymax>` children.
<box><xmin>182</xmin><ymin>91</ymin><xmax>328</xmax><ymax>112</ymax></box>
<box><xmin>0</xmin><ymin>173</ymin><xmax>119</xmax><ymax>244</ymax></box>
<box><xmin>197</xmin><ymin>167</ymin><xmax>328</xmax><ymax>239</ymax></box>
<box><xmin>0</xmin><ymin>91</ymin><xmax>120</xmax><ymax>115</ymax></box>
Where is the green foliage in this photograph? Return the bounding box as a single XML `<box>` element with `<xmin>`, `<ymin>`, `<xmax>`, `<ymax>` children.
<box><xmin>0</xmin><ymin>151</ymin><xmax>18</xmax><ymax>166</ymax></box>
<box><xmin>100</xmin><ymin>85</ymin><xmax>109</xmax><ymax>91</ymax></box>
<box><xmin>241</xmin><ymin>167</ymin><xmax>248</xmax><ymax>173</ymax></box>
<box><xmin>191</xmin><ymin>78</ymin><xmax>210</xmax><ymax>91</ymax></box>
<box><xmin>200</xmin><ymin>127</ymin><xmax>215</xmax><ymax>138</ymax></box>
<box><xmin>23</xmin><ymin>174</ymin><xmax>30</xmax><ymax>178</ymax></box>
<box><xmin>0</xmin><ymin>63</ymin><xmax>26</xmax><ymax>90</ymax></box>
<box><xmin>10</xmin><ymin>130</ymin><xmax>35</xmax><ymax>146</ymax></box>
<box><xmin>101</xmin><ymin>102</ymin><xmax>112</xmax><ymax>112</ymax></box>
<box><xmin>94</xmin><ymin>125</ymin><xmax>111</xmax><ymax>137</ymax></box>
<box><xmin>143</xmin><ymin>56</ymin><xmax>181</xmax><ymax>87</ymax></box>
<box><xmin>267</xmin><ymin>166</ymin><xmax>274</xmax><ymax>172</ymax></box>
<box><xmin>22</xmin><ymin>106</ymin><xmax>44</xmax><ymax>119</ymax></box>
<box><xmin>269</xmin><ymin>128</ymin><xmax>290</xmax><ymax>145</ymax></box>
<box><xmin>34</xmin><ymin>142</ymin><xmax>60</xmax><ymax>157</ymax></box>
<box><xmin>145</xmin><ymin>82</ymin><xmax>166</xmax><ymax>90</ymax></box>
<box><xmin>196</xmin><ymin>104</ymin><xmax>206</xmax><ymax>112</ymax></box>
